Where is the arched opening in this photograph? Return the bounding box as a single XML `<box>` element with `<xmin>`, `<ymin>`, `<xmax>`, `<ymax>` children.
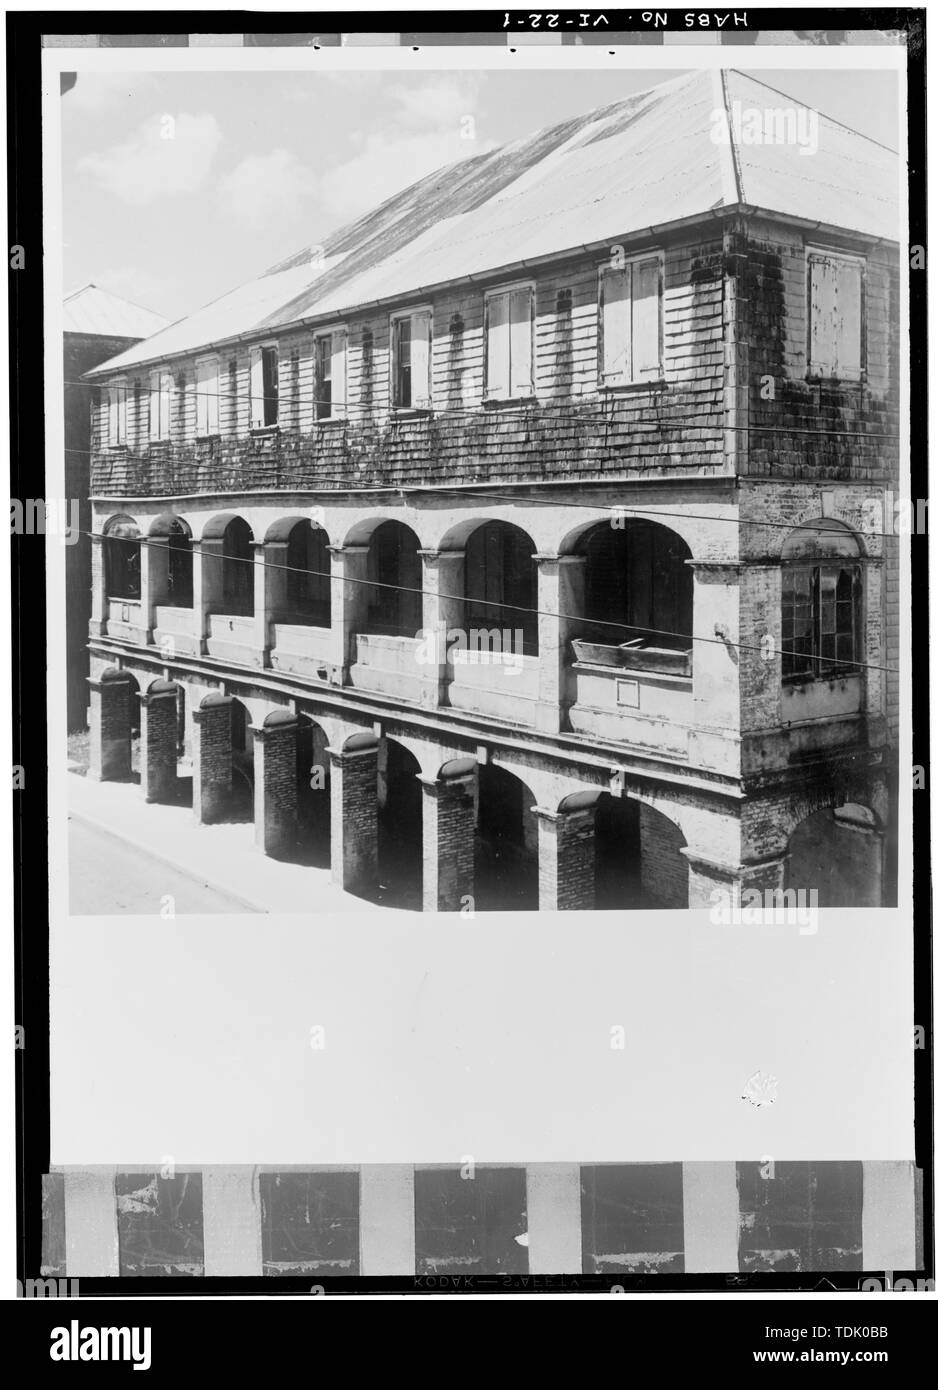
<box><xmin>464</xmin><ymin>521</ymin><xmax>538</xmax><ymax>656</ymax></box>
<box><xmin>786</xmin><ymin>804</ymin><xmax>883</xmax><ymax>906</ymax></box>
<box><xmin>594</xmin><ymin>794</ymin><xmax>642</xmax><ymax>908</ymax></box>
<box><xmin>294</xmin><ymin>713</ymin><xmax>331</xmax><ymax>868</ymax></box>
<box><xmin>284</xmin><ymin>520</ymin><xmax>331</xmax><ymax>627</ymax></box>
<box><xmin>167</xmin><ymin>519</ymin><xmax>193</xmax><ymax>608</ymax></box>
<box><xmin>781</xmin><ymin>519</ymin><xmax>862</xmax><ymax>682</ymax></box>
<box><xmin>103</xmin><ymin>517</ymin><xmax>141</xmax><ymax>601</ymax></box>
<box><xmin>222</xmin><ymin>518</ymin><xmax>254</xmax><ymax>616</ymax></box>
<box><xmin>474</xmin><ymin>763</ymin><xmax>538</xmax><ymax>910</ymax></box>
<box><xmin>375</xmin><ymin>739</ymin><xmax>423</xmax><ymax>909</ymax></box>
<box><xmin>575</xmin><ymin>520</ymin><xmax>692</xmax><ymax>673</ymax></box>
<box><xmin>228</xmin><ymin>697</ymin><xmax>254</xmax><ymax>820</ymax></box>
<box><xmin>365</xmin><ymin>521</ymin><xmax>422</xmax><ymax>638</ymax></box>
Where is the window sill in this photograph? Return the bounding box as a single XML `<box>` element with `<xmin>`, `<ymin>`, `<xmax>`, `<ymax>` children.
<box><xmin>805</xmin><ymin>373</ymin><xmax>865</xmax><ymax>387</ymax></box>
<box><xmin>390</xmin><ymin>406</ymin><xmax>433</xmax><ymax>419</ymax></box>
<box><xmin>314</xmin><ymin>415</ymin><xmax>348</xmax><ymax>427</ymax></box>
<box><xmin>482</xmin><ymin>395</ymin><xmax>536</xmax><ymax>409</ymax></box>
<box><xmin>601</xmin><ymin>376</ymin><xmax>667</xmax><ymax>393</ymax></box>
<box><xmin>782</xmin><ymin>672</ymin><xmax>861</xmax><ymax>689</ymax></box>
<box><xmin>250</xmin><ymin>425</ymin><xmax>280</xmax><ymax>435</ymax></box>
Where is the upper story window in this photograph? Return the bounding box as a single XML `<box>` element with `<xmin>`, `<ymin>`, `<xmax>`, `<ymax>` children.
<box><xmin>106</xmin><ymin>382</ymin><xmax>127</xmax><ymax>446</ymax></box>
<box><xmin>806</xmin><ymin>248</ymin><xmax>864</xmax><ymax>381</ymax></box>
<box><xmin>780</xmin><ymin>519</ymin><xmax>863</xmax><ymax>681</ymax></box>
<box><xmin>599</xmin><ymin>253</ymin><xmax>663</xmax><ymax>386</ymax></box>
<box><xmin>195</xmin><ymin>356</ymin><xmax>220</xmax><ymax>436</ymax></box>
<box><xmin>391</xmin><ymin>308</ymin><xmax>431</xmax><ymax>409</ymax></box>
<box><xmin>148</xmin><ymin>372</ymin><xmax>172</xmax><ymax>442</ymax></box>
<box><xmin>484</xmin><ymin>284</ymin><xmax>533</xmax><ymax>400</ymax></box>
<box><xmin>315</xmin><ymin>329</ymin><xmax>348</xmax><ymax>421</ymax></box>
<box><xmin>250</xmin><ymin>344</ymin><xmax>279</xmax><ymax>428</ymax></box>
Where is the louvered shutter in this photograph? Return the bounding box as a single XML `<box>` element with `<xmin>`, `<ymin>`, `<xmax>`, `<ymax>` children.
<box><xmin>509</xmin><ymin>289</ymin><xmax>533</xmax><ymax>396</ymax></box>
<box><xmin>632</xmin><ymin>258</ymin><xmax>662</xmax><ymax>378</ymax></box>
<box><xmin>485</xmin><ymin>292</ymin><xmax>510</xmax><ymax>397</ymax></box>
<box><xmin>411</xmin><ymin>312</ymin><xmax>431</xmax><ymax>407</ymax></box>
<box><xmin>332</xmin><ymin>330</ymin><xmax>348</xmax><ymax>417</ymax></box>
<box><xmin>602</xmin><ymin>267</ymin><xmax>631</xmax><ymax>383</ymax></box>
<box><xmin>250</xmin><ymin>346</ymin><xmax>265</xmax><ymax>427</ymax></box>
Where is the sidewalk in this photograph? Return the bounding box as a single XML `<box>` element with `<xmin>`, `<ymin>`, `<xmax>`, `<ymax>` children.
<box><xmin>67</xmin><ymin>770</ymin><xmax>366</xmax><ymax>915</ymax></box>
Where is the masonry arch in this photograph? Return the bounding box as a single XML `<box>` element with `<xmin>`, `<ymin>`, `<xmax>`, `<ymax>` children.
<box><xmin>102</xmin><ymin>515</ymin><xmax>141</xmax><ymax>601</ymax></box>
<box><xmin>148</xmin><ymin>515</ymin><xmax>194</xmax><ymax>609</ymax></box>
<box><xmin>374</xmin><ymin>737</ymin><xmax>423</xmax><ymax>909</ymax></box>
<box><xmin>785</xmin><ymin>802</ymin><xmax>883</xmax><ymax>906</ymax></box>
<box><xmin>462</xmin><ymin>520</ymin><xmax>538</xmax><ymax>657</ymax></box>
<box><xmin>294</xmin><ymin>712</ymin><xmax>331</xmax><ymax>867</ymax></box>
<box><xmin>363</xmin><ymin>520</ymin><xmax>422</xmax><ymax>638</ymax></box>
<box><xmin>573</xmin><ymin>519</ymin><xmax>693</xmax><ymax>668</ymax></box>
<box><xmin>475</xmin><ymin>762</ymin><xmax>538</xmax><ymax>910</ymax></box>
<box><xmin>282</xmin><ymin>518</ymin><xmax>331</xmax><ymax>626</ymax></box>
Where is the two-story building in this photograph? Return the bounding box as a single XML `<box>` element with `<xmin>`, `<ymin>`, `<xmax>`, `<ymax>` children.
<box><xmin>81</xmin><ymin>69</ymin><xmax>902</xmax><ymax>914</ymax></box>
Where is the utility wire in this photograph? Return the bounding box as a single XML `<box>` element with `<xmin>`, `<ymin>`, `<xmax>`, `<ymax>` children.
<box><xmin>88</xmin><ymin>527</ymin><xmax>897</xmax><ymax>676</ymax></box>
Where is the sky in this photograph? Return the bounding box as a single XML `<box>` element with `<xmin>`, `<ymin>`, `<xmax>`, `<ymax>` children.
<box><xmin>60</xmin><ymin>66</ymin><xmax>900</xmax><ymax>325</ymax></box>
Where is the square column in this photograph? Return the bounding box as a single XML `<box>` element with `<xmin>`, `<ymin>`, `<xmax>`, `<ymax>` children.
<box><xmin>139</xmin><ymin>684</ymin><xmax>178</xmax><ymax>804</ymax></box>
<box><xmin>89</xmin><ymin>534</ymin><xmax>107</xmax><ymax>637</ymax></box>
<box><xmin>191</xmin><ymin>697</ymin><xmax>232</xmax><ymax>824</ymax></box>
<box><xmin>251</xmin><ymin>538</ymin><xmax>280</xmax><ymax>667</ymax></box>
<box><xmin>683</xmin><ymin>848</ymin><xmax>787</xmax><ymax>910</ymax></box>
<box><xmin>328</xmin><ymin>545</ymin><xmax>371</xmax><ymax>685</ymax></box>
<box><xmin>252</xmin><ymin>715</ymin><xmax>298</xmax><ymax>858</ymax></box>
<box><xmin>193</xmin><ymin>536</ymin><xmax>225</xmax><ymax>654</ymax></box>
<box><xmin>87</xmin><ymin>673</ymin><xmax>133</xmax><ymax>782</ymax></box>
<box><xmin>417</xmin><ymin>549</ymin><xmax>465</xmax><ymax>707</ymax></box>
<box><xmin>535</xmin><ymin>804</ymin><xmax>596</xmax><ymax>911</ymax></box>
<box><xmin>328</xmin><ymin>741</ymin><xmax>378</xmax><ymax>893</ymax></box>
<box><xmin>420</xmin><ymin>770</ymin><xmax>476</xmax><ymax>912</ymax></box>
<box><xmin>141</xmin><ymin>535</ymin><xmax>170</xmax><ymax>642</ymax></box>
<box><xmin>534</xmin><ymin>553</ymin><xmax>585</xmax><ymax>734</ymax></box>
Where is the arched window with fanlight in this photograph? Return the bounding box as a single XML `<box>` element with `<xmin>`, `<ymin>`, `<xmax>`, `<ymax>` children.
<box><xmin>780</xmin><ymin>519</ymin><xmax>863</xmax><ymax>681</ymax></box>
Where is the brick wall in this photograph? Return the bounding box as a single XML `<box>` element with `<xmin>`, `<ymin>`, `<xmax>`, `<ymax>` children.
<box><xmin>639</xmin><ymin>802</ymin><xmax>688</xmax><ymax>907</ymax></box>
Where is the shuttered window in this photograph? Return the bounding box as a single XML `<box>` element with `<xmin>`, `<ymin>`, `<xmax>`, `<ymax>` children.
<box><xmin>807</xmin><ymin>250</ymin><xmax>863</xmax><ymax>380</ymax></box>
<box><xmin>106</xmin><ymin>383</ymin><xmax>127</xmax><ymax>446</ymax></box>
<box><xmin>149</xmin><ymin>372</ymin><xmax>172</xmax><ymax>441</ymax></box>
<box><xmin>485</xmin><ymin>286</ymin><xmax>533</xmax><ymax>399</ymax></box>
<box><xmin>250</xmin><ymin>344</ymin><xmax>279</xmax><ymax>427</ymax></box>
<box><xmin>195</xmin><ymin>357</ymin><xmax>219</xmax><ymax>436</ymax></box>
<box><xmin>315</xmin><ymin>330</ymin><xmax>348</xmax><ymax>420</ymax></box>
<box><xmin>392</xmin><ymin>310</ymin><xmax>431</xmax><ymax>408</ymax></box>
<box><xmin>600</xmin><ymin>255</ymin><xmax>663</xmax><ymax>385</ymax></box>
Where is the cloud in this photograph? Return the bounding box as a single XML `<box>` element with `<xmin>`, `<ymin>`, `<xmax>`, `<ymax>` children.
<box><xmin>388</xmin><ymin>76</ymin><xmax>484</xmax><ymax>127</ymax></box>
<box><xmin>316</xmin><ymin>127</ymin><xmax>494</xmax><ymax>226</ymax></box>
<box><xmin>65</xmin><ymin>71</ymin><xmax>158</xmax><ymax>113</ymax></box>
<box><xmin>217</xmin><ymin>148</ymin><xmax>317</xmax><ymax>228</ymax></box>
<box><xmin>76</xmin><ymin>112</ymin><xmax>221</xmax><ymax>204</ymax></box>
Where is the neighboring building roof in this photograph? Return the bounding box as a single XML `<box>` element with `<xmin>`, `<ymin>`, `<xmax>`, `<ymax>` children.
<box><xmin>87</xmin><ymin>69</ymin><xmax>900</xmax><ymax>378</ymax></box>
<box><xmin>64</xmin><ymin>283</ymin><xmax>171</xmax><ymax>340</ymax></box>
